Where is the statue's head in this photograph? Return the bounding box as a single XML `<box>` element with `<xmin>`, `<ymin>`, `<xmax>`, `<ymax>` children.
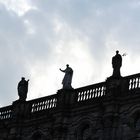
<box><xmin>21</xmin><ymin>77</ymin><xmax>25</xmax><ymax>80</ymax></box>
<box><xmin>116</xmin><ymin>50</ymin><xmax>119</xmax><ymax>54</ymax></box>
<box><xmin>66</xmin><ymin>64</ymin><xmax>69</xmax><ymax>67</ymax></box>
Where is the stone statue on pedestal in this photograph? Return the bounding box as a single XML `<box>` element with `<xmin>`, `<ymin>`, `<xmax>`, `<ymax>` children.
<box><xmin>17</xmin><ymin>77</ymin><xmax>29</xmax><ymax>101</ymax></box>
<box><xmin>60</xmin><ymin>64</ymin><xmax>73</xmax><ymax>89</ymax></box>
<box><xmin>112</xmin><ymin>50</ymin><xmax>122</xmax><ymax>78</ymax></box>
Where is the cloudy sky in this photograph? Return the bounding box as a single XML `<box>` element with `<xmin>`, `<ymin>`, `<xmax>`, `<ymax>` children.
<box><xmin>0</xmin><ymin>0</ymin><xmax>140</xmax><ymax>106</ymax></box>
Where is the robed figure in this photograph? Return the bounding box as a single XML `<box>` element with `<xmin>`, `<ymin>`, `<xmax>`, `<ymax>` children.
<box><xmin>112</xmin><ymin>50</ymin><xmax>122</xmax><ymax>78</ymax></box>
<box><xmin>18</xmin><ymin>77</ymin><xmax>29</xmax><ymax>101</ymax></box>
<box><xmin>60</xmin><ymin>64</ymin><xmax>73</xmax><ymax>89</ymax></box>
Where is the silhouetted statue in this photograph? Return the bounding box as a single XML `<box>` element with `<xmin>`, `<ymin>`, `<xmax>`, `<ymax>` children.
<box><xmin>112</xmin><ymin>50</ymin><xmax>122</xmax><ymax>78</ymax></box>
<box><xmin>60</xmin><ymin>64</ymin><xmax>73</xmax><ymax>89</ymax></box>
<box><xmin>18</xmin><ymin>77</ymin><xmax>29</xmax><ymax>101</ymax></box>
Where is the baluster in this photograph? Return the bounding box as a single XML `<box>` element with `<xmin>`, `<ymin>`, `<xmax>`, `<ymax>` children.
<box><xmin>92</xmin><ymin>89</ymin><xmax>95</xmax><ymax>98</ymax></box>
<box><xmin>35</xmin><ymin>103</ymin><xmax>37</xmax><ymax>111</ymax></box>
<box><xmin>53</xmin><ymin>98</ymin><xmax>55</xmax><ymax>108</ymax></box>
<box><xmin>101</xmin><ymin>87</ymin><xmax>103</xmax><ymax>96</ymax></box>
<box><xmin>50</xmin><ymin>99</ymin><xmax>52</xmax><ymax>108</ymax></box>
<box><xmin>52</xmin><ymin>99</ymin><xmax>54</xmax><ymax>107</ymax></box>
<box><xmin>83</xmin><ymin>91</ymin><xmax>86</xmax><ymax>100</ymax></box>
<box><xmin>82</xmin><ymin>91</ymin><xmax>85</xmax><ymax>100</ymax></box>
<box><xmin>45</xmin><ymin>100</ymin><xmax>48</xmax><ymax>109</ymax></box>
<box><xmin>103</xmin><ymin>86</ymin><xmax>105</xmax><ymax>96</ymax></box>
<box><xmin>32</xmin><ymin>104</ymin><xmax>35</xmax><ymax>112</ymax></box>
<box><xmin>98</xmin><ymin>87</ymin><xmax>101</xmax><ymax>97</ymax></box>
<box><xmin>80</xmin><ymin>92</ymin><xmax>83</xmax><ymax>101</ymax></box>
<box><xmin>50</xmin><ymin>100</ymin><xmax>52</xmax><ymax>108</ymax></box>
<box><xmin>129</xmin><ymin>79</ymin><xmax>133</xmax><ymax>90</ymax></box>
<box><xmin>36</xmin><ymin>103</ymin><xmax>39</xmax><ymax>111</ymax></box>
<box><xmin>49</xmin><ymin>100</ymin><xmax>51</xmax><ymax>108</ymax></box>
<box><xmin>5</xmin><ymin>110</ymin><xmax>7</xmax><ymax>119</ymax></box>
<box><xmin>137</xmin><ymin>78</ymin><xmax>140</xmax><ymax>88</ymax></box>
<box><xmin>102</xmin><ymin>86</ymin><xmax>105</xmax><ymax>96</ymax></box>
<box><xmin>100</xmin><ymin>87</ymin><xmax>102</xmax><ymax>96</ymax></box>
<box><xmin>52</xmin><ymin>99</ymin><xmax>54</xmax><ymax>108</ymax></box>
<box><xmin>98</xmin><ymin>87</ymin><xmax>100</xmax><ymax>97</ymax></box>
<box><xmin>34</xmin><ymin>103</ymin><xmax>37</xmax><ymax>111</ymax></box>
<box><xmin>39</xmin><ymin>102</ymin><xmax>41</xmax><ymax>111</ymax></box>
<box><xmin>44</xmin><ymin>100</ymin><xmax>46</xmax><ymax>110</ymax></box>
<box><xmin>136</xmin><ymin>78</ymin><xmax>138</xmax><ymax>88</ymax></box>
<box><xmin>54</xmin><ymin>99</ymin><xmax>57</xmax><ymax>107</ymax></box>
<box><xmin>42</xmin><ymin>101</ymin><xmax>44</xmax><ymax>110</ymax></box>
<box><xmin>96</xmin><ymin>88</ymin><xmax>98</xmax><ymax>97</ymax></box>
<box><xmin>95</xmin><ymin>88</ymin><xmax>97</xmax><ymax>97</ymax></box>
<box><xmin>81</xmin><ymin>92</ymin><xmax>84</xmax><ymax>101</ymax></box>
<box><xmin>86</xmin><ymin>90</ymin><xmax>89</xmax><ymax>100</ymax></box>
<box><xmin>43</xmin><ymin>101</ymin><xmax>45</xmax><ymax>110</ymax></box>
<box><xmin>78</xmin><ymin>92</ymin><xmax>80</xmax><ymax>101</ymax></box>
<box><xmin>79</xmin><ymin>92</ymin><xmax>81</xmax><ymax>101</ymax></box>
<box><xmin>46</xmin><ymin>100</ymin><xmax>48</xmax><ymax>109</ymax></box>
<box><xmin>89</xmin><ymin>89</ymin><xmax>92</xmax><ymax>99</ymax></box>
<box><xmin>53</xmin><ymin>99</ymin><xmax>55</xmax><ymax>107</ymax></box>
<box><xmin>80</xmin><ymin>92</ymin><xmax>82</xmax><ymax>101</ymax></box>
<box><xmin>39</xmin><ymin>102</ymin><xmax>42</xmax><ymax>111</ymax></box>
<box><xmin>31</xmin><ymin>104</ymin><xmax>34</xmax><ymax>112</ymax></box>
<box><xmin>3</xmin><ymin>111</ymin><xmax>4</xmax><ymax>119</ymax></box>
<box><xmin>133</xmin><ymin>78</ymin><xmax>136</xmax><ymax>89</ymax></box>
<box><xmin>7</xmin><ymin>110</ymin><xmax>9</xmax><ymax>118</ymax></box>
<box><xmin>47</xmin><ymin>100</ymin><xmax>50</xmax><ymax>109</ymax></box>
<box><xmin>3</xmin><ymin>111</ymin><xmax>5</xmax><ymax>119</ymax></box>
<box><xmin>96</xmin><ymin>88</ymin><xmax>99</xmax><ymax>97</ymax></box>
<box><xmin>91</xmin><ymin>89</ymin><xmax>94</xmax><ymax>98</ymax></box>
<box><xmin>37</xmin><ymin>102</ymin><xmax>39</xmax><ymax>111</ymax></box>
<box><xmin>86</xmin><ymin>90</ymin><xmax>88</xmax><ymax>100</ymax></box>
<box><xmin>85</xmin><ymin>90</ymin><xmax>88</xmax><ymax>100</ymax></box>
<box><xmin>41</xmin><ymin>102</ymin><xmax>43</xmax><ymax>110</ymax></box>
<box><xmin>1</xmin><ymin>112</ymin><xmax>2</xmax><ymax>119</ymax></box>
<box><xmin>48</xmin><ymin>100</ymin><xmax>50</xmax><ymax>108</ymax></box>
<box><xmin>53</xmin><ymin>99</ymin><xmax>56</xmax><ymax>107</ymax></box>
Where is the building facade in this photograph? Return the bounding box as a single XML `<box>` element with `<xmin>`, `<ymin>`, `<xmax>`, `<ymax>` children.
<box><xmin>0</xmin><ymin>73</ymin><xmax>140</xmax><ymax>140</ymax></box>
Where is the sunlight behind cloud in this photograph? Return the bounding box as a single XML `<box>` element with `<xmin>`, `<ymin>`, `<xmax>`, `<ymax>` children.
<box><xmin>0</xmin><ymin>0</ymin><xmax>35</xmax><ymax>16</ymax></box>
<box><xmin>26</xmin><ymin>38</ymin><xmax>96</xmax><ymax>100</ymax></box>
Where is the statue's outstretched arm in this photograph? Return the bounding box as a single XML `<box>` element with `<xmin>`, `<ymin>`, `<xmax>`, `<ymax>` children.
<box><xmin>60</xmin><ymin>68</ymin><xmax>65</xmax><ymax>72</ymax></box>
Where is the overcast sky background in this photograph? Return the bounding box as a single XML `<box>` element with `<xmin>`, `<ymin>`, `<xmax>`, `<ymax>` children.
<box><xmin>0</xmin><ymin>0</ymin><xmax>140</xmax><ymax>106</ymax></box>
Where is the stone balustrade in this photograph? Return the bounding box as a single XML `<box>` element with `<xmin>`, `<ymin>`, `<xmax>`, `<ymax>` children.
<box><xmin>75</xmin><ymin>82</ymin><xmax>106</xmax><ymax>102</ymax></box>
<box><xmin>1</xmin><ymin>73</ymin><xmax>140</xmax><ymax>120</ymax></box>
<box><xmin>29</xmin><ymin>94</ymin><xmax>57</xmax><ymax>113</ymax></box>
<box><xmin>0</xmin><ymin>105</ymin><xmax>12</xmax><ymax>120</ymax></box>
<box><xmin>125</xmin><ymin>73</ymin><xmax>140</xmax><ymax>90</ymax></box>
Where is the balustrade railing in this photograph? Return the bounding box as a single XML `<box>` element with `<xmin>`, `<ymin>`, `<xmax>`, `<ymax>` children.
<box><xmin>125</xmin><ymin>73</ymin><xmax>140</xmax><ymax>91</ymax></box>
<box><xmin>75</xmin><ymin>82</ymin><xmax>106</xmax><ymax>102</ymax></box>
<box><xmin>1</xmin><ymin>73</ymin><xmax>140</xmax><ymax>120</ymax></box>
<box><xmin>0</xmin><ymin>105</ymin><xmax>12</xmax><ymax>120</ymax></box>
<box><xmin>29</xmin><ymin>94</ymin><xmax>57</xmax><ymax>113</ymax></box>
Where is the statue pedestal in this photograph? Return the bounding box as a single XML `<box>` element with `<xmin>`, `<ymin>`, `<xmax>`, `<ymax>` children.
<box><xmin>106</xmin><ymin>76</ymin><xmax>128</xmax><ymax>97</ymax></box>
<box><xmin>12</xmin><ymin>100</ymin><xmax>30</xmax><ymax>120</ymax></box>
<box><xmin>57</xmin><ymin>89</ymin><xmax>76</xmax><ymax>108</ymax></box>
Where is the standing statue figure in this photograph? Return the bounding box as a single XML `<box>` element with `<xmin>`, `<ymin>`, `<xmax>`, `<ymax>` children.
<box><xmin>60</xmin><ymin>64</ymin><xmax>73</xmax><ymax>89</ymax></box>
<box><xmin>18</xmin><ymin>77</ymin><xmax>29</xmax><ymax>101</ymax></box>
<box><xmin>112</xmin><ymin>50</ymin><xmax>122</xmax><ymax>78</ymax></box>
